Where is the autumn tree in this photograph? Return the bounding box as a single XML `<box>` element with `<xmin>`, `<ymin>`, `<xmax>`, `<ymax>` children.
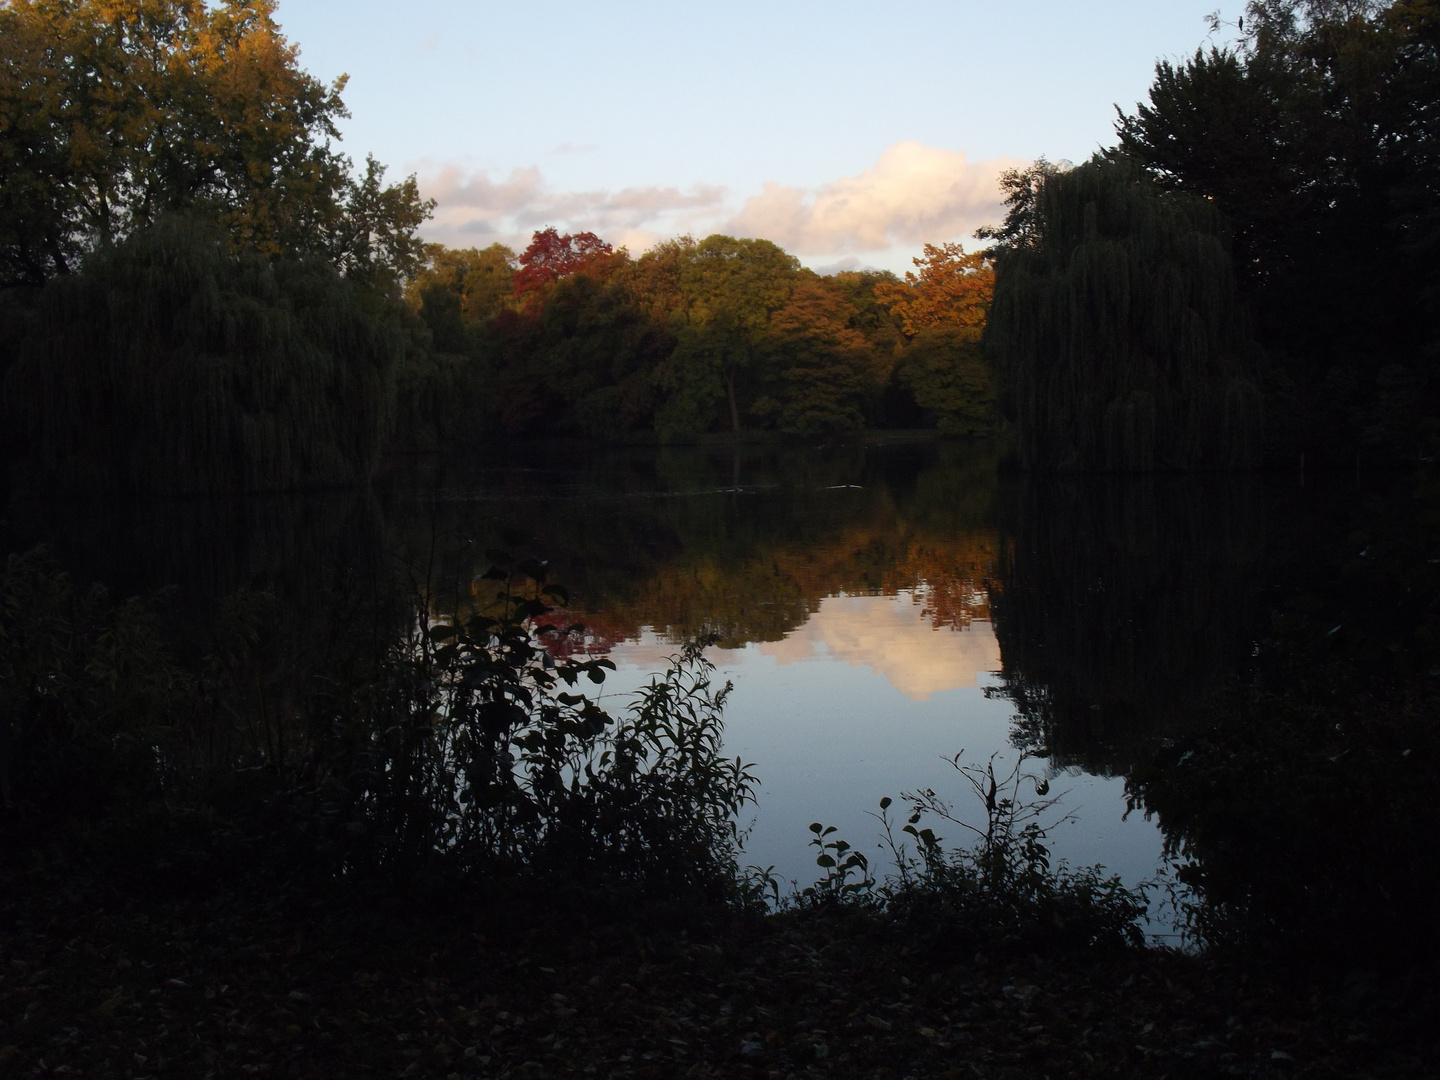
<box><xmin>657</xmin><ymin>235</ymin><xmax>800</xmax><ymax>435</ymax></box>
<box><xmin>875</xmin><ymin>242</ymin><xmax>994</xmax><ymax>337</ymax></box>
<box><xmin>875</xmin><ymin>243</ymin><xmax>999</xmax><ymax>434</ymax></box>
<box><xmin>0</xmin><ymin>0</ymin><xmax>431</xmax><ymax>291</ymax></box>
<box><xmin>512</xmin><ymin>228</ymin><xmax>616</xmax><ymax>303</ymax></box>
<box><xmin>754</xmin><ymin>281</ymin><xmax>876</xmax><ymax>435</ymax></box>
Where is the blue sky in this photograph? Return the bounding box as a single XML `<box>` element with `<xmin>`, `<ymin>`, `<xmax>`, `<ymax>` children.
<box><xmin>273</xmin><ymin>1</ymin><xmax>1243</xmax><ymax>272</ymax></box>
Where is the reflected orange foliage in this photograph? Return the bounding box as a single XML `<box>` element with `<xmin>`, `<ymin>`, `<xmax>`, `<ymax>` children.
<box><xmin>530</xmin><ymin>525</ymin><xmax>998</xmax><ymax>657</ymax></box>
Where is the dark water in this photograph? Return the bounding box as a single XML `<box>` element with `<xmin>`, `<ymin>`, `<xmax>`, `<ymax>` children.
<box><xmin>9</xmin><ymin>439</ymin><xmax>1423</xmax><ymax>943</ymax></box>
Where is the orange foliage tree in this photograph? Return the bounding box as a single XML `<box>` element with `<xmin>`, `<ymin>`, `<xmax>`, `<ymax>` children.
<box><xmin>0</xmin><ymin>0</ymin><xmax>430</xmax><ymax>289</ymax></box>
<box><xmin>874</xmin><ymin>242</ymin><xmax>994</xmax><ymax>336</ymax></box>
<box><xmin>875</xmin><ymin>243</ymin><xmax>999</xmax><ymax>436</ymax></box>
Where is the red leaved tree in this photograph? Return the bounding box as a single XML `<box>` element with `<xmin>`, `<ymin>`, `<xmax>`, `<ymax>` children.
<box><xmin>512</xmin><ymin>228</ymin><xmax>614</xmax><ymax>301</ymax></box>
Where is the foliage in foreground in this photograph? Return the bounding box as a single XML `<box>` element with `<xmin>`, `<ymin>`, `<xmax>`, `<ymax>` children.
<box><xmin>1</xmin><ymin>538</ymin><xmax>1155</xmax><ymax>948</ymax></box>
<box><xmin>0</xmin><ymin>544</ymin><xmax>761</xmax><ymax>903</ymax></box>
<box><xmin>783</xmin><ymin>753</ymin><xmax>1149</xmax><ymax>954</ymax></box>
<box><xmin>316</xmin><ymin>553</ymin><xmax>759</xmax><ymax>897</ymax></box>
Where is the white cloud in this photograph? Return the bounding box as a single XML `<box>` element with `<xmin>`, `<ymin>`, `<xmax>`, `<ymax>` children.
<box><xmin>417</xmin><ymin>142</ymin><xmax>1020</xmax><ymax>268</ymax></box>
<box><xmin>726</xmin><ymin>142</ymin><xmax>1020</xmax><ymax>257</ymax></box>
<box><xmin>419</xmin><ymin>166</ymin><xmax>727</xmax><ymax>254</ymax></box>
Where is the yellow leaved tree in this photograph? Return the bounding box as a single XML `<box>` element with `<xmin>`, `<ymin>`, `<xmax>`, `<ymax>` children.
<box><xmin>875</xmin><ymin>243</ymin><xmax>998</xmax><ymax>435</ymax></box>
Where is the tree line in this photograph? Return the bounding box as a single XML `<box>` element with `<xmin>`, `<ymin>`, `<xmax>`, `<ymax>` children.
<box><xmin>6</xmin><ymin>0</ymin><xmax>1433</xmax><ymax>489</ymax></box>
<box><xmin>0</xmin><ymin>0</ymin><xmax>998</xmax><ymax>494</ymax></box>
<box><xmin>985</xmin><ymin>0</ymin><xmax>1440</xmax><ymax>470</ymax></box>
<box><xmin>399</xmin><ymin>231</ymin><xmax>995</xmax><ymax>451</ymax></box>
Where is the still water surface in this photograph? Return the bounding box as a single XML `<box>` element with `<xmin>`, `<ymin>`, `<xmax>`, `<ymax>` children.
<box><xmin>376</xmin><ymin>440</ymin><xmax>1254</xmax><ymax>908</ymax></box>
<box><xmin>15</xmin><ymin>439</ymin><xmax>1279</xmax><ymax>922</ymax></box>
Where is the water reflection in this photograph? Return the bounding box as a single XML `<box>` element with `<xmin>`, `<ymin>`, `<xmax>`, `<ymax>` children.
<box><xmin>759</xmin><ymin>593</ymin><xmax>1000</xmax><ymax>700</ymax></box>
<box><xmin>8</xmin><ymin>442</ymin><xmax>1231</xmax><ymax>901</ymax></box>
<box><xmin>992</xmin><ymin>475</ymin><xmax>1266</xmax><ymax>776</ymax></box>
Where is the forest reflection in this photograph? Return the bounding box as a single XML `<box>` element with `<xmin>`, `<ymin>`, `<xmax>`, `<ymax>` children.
<box><xmin>992</xmin><ymin>475</ymin><xmax>1265</xmax><ymax>776</ymax></box>
<box><xmin>389</xmin><ymin>441</ymin><xmax>999</xmax><ymax>656</ymax></box>
<box><xmin>6</xmin><ymin>440</ymin><xmax>1284</xmax><ymax>900</ymax></box>
<box><xmin>7</xmin><ymin>441</ymin><xmax>1277</xmax><ymax>782</ymax></box>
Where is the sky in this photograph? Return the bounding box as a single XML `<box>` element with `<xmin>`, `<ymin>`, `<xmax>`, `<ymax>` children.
<box><xmin>272</xmin><ymin>1</ymin><xmax>1244</xmax><ymax>274</ymax></box>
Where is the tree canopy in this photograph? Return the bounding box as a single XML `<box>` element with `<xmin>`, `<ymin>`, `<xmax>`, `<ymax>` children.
<box><xmin>0</xmin><ymin>0</ymin><xmax>429</xmax><ymax>492</ymax></box>
<box><xmin>0</xmin><ymin>2</ymin><xmax>1008</xmax><ymax>483</ymax></box>
<box><xmin>985</xmin><ymin>156</ymin><xmax>1262</xmax><ymax>470</ymax></box>
<box><xmin>0</xmin><ymin>0</ymin><xmax>431</xmax><ymax>291</ymax></box>
<box><xmin>1113</xmin><ymin>0</ymin><xmax>1440</xmax><ymax>462</ymax></box>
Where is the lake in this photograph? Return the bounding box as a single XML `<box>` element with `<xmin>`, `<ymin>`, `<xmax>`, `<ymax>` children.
<box><xmin>8</xmin><ymin>437</ymin><xmax>1343</xmax><ymax>934</ymax></box>
<box><xmin>382</xmin><ymin>439</ymin><xmax>1286</xmax><ymax>921</ymax></box>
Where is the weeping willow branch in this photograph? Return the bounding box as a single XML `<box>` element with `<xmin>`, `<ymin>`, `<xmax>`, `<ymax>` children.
<box><xmin>2</xmin><ymin>217</ymin><xmax>402</xmax><ymax>494</ymax></box>
<box><xmin>986</xmin><ymin>156</ymin><xmax>1264</xmax><ymax>471</ymax></box>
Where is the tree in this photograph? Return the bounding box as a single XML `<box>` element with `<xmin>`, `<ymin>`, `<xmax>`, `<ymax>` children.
<box><xmin>657</xmin><ymin>235</ymin><xmax>800</xmax><ymax>435</ymax></box>
<box><xmin>754</xmin><ymin>281</ymin><xmax>875</xmax><ymax>435</ymax></box>
<box><xmin>530</xmin><ymin>272</ymin><xmax>668</xmax><ymax>438</ymax></box>
<box><xmin>974</xmin><ymin>159</ymin><xmax>1068</xmax><ymax>253</ymax></box>
<box><xmin>0</xmin><ymin>0</ymin><xmax>430</xmax><ymax>290</ymax></box>
<box><xmin>985</xmin><ymin>156</ymin><xmax>1263</xmax><ymax>470</ymax></box>
<box><xmin>875</xmin><ymin>242</ymin><xmax>993</xmax><ymax>337</ymax></box>
<box><xmin>874</xmin><ymin>243</ymin><xmax>998</xmax><ymax>434</ymax></box>
<box><xmin>409</xmin><ymin>244</ymin><xmax>517</xmax><ymax>325</ymax></box>
<box><xmin>512</xmin><ymin>228</ymin><xmax>616</xmax><ymax>303</ymax></box>
<box><xmin>1115</xmin><ymin>0</ymin><xmax>1440</xmax><ymax>460</ymax></box>
<box><xmin>894</xmin><ymin>327</ymin><xmax>997</xmax><ymax>436</ymax></box>
<box><xmin>2</xmin><ymin>217</ymin><xmax>401</xmax><ymax>493</ymax></box>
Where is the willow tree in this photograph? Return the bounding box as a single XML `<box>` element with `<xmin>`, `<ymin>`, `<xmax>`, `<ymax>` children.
<box><xmin>3</xmin><ymin>218</ymin><xmax>400</xmax><ymax>493</ymax></box>
<box><xmin>985</xmin><ymin>156</ymin><xmax>1263</xmax><ymax>470</ymax></box>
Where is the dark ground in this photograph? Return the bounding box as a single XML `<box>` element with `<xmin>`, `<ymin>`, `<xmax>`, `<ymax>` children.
<box><xmin>2</xmin><ymin>853</ymin><xmax>1436</xmax><ymax>1080</ymax></box>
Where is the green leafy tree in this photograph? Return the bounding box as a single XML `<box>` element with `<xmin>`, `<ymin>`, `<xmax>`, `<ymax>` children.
<box><xmin>0</xmin><ymin>0</ymin><xmax>431</xmax><ymax>290</ymax></box>
<box><xmin>530</xmin><ymin>271</ymin><xmax>669</xmax><ymax>438</ymax></box>
<box><xmin>985</xmin><ymin>156</ymin><xmax>1263</xmax><ymax>470</ymax></box>
<box><xmin>894</xmin><ymin>327</ymin><xmax>997</xmax><ymax>436</ymax></box>
<box><xmin>3</xmin><ymin>217</ymin><xmax>401</xmax><ymax>492</ymax></box>
<box><xmin>407</xmin><ymin>243</ymin><xmax>517</xmax><ymax>333</ymax></box>
<box><xmin>1115</xmin><ymin>0</ymin><xmax>1440</xmax><ymax>460</ymax></box>
<box><xmin>656</xmin><ymin>235</ymin><xmax>800</xmax><ymax>436</ymax></box>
